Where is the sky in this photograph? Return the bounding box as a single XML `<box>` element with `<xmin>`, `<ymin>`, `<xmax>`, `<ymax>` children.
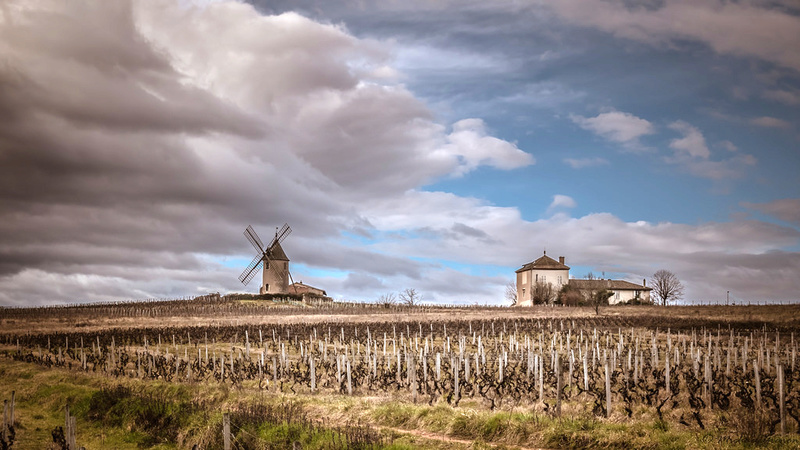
<box><xmin>0</xmin><ymin>0</ymin><xmax>798</xmax><ymax>307</ymax></box>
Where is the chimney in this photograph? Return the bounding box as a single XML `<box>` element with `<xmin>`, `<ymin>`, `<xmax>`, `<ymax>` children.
<box><xmin>559</xmin><ymin>256</ymin><xmax>565</xmax><ymax>265</ymax></box>
<box><xmin>643</xmin><ymin>279</ymin><xmax>646</xmax><ymax>287</ymax></box>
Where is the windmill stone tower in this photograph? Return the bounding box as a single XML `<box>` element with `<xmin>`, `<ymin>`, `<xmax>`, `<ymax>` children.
<box><xmin>260</xmin><ymin>236</ymin><xmax>289</xmax><ymax>294</ymax></box>
<box><xmin>239</xmin><ymin>224</ymin><xmax>294</xmax><ymax>295</ymax></box>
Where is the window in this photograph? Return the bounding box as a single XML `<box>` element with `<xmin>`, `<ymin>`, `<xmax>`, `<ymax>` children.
<box><xmin>615</xmin><ymin>291</ymin><xmax>620</xmax><ymax>300</ymax></box>
<box><xmin>265</xmin><ymin>261</ymin><xmax>269</xmax><ymax>270</ymax></box>
<box><xmin>558</xmin><ymin>276</ymin><xmax>563</xmax><ymax>286</ymax></box>
<box><xmin>541</xmin><ymin>275</ymin><xmax>546</xmax><ymax>283</ymax></box>
<box><xmin>522</xmin><ymin>272</ymin><xmax>527</xmax><ymax>284</ymax></box>
<box><xmin>265</xmin><ymin>283</ymin><xmax>270</xmax><ymax>292</ymax></box>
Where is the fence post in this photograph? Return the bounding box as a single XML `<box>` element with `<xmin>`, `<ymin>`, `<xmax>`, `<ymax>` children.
<box><xmin>223</xmin><ymin>412</ymin><xmax>231</xmax><ymax>450</ymax></box>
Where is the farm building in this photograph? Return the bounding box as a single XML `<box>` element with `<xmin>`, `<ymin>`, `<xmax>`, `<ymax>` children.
<box><xmin>515</xmin><ymin>252</ymin><xmax>651</xmax><ymax>306</ymax></box>
<box><xmin>290</xmin><ymin>281</ymin><xmax>327</xmax><ymax>297</ymax></box>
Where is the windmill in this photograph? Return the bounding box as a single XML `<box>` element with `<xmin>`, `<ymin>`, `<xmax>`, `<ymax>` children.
<box><xmin>238</xmin><ymin>224</ymin><xmax>296</xmax><ymax>294</ymax></box>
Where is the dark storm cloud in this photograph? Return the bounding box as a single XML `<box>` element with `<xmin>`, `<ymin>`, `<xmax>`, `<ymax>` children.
<box><xmin>0</xmin><ymin>0</ymin><xmax>532</xmax><ymax>305</ymax></box>
<box><xmin>1</xmin><ymin>0</ymin><xmax>797</xmax><ymax>306</ymax></box>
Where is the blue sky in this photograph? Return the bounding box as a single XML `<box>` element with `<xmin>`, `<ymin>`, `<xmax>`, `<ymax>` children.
<box><xmin>0</xmin><ymin>0</ymin><xmax>798</xmax><ymax>306</ymax></box>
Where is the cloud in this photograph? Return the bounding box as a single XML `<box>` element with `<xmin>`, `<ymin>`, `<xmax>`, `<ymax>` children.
<box><xmin>763</xmin><ymin>88</ymin><xmax>800</xmax><ymax>105</ymax></box>
<box><xmin>547</xmin><ymin>194</ymin><xmax>577</xmax><ymax>214</ymax></box>
<box><xmin>743</xmin><ymin>199</ymin><xmax>800</xmax><ymax>227</ymax></box>
<box><xmin>750</xmin><ymin>116</ymin><xmax>792</xmax><ymax>129</ymax></box>
<box><xmin>717</xmin><ymin>140</ymin><xmax>738</xmax><ymax>152</ymax></box>
<box><xmin>0</xmin><ymin>0</ymin><xmax>797</xmax><ymax>307</ymax></box>
<box><xmin>563</xmin><ymin>157</ymin><xmax>610</xmax><ymax>169</ymax></box>
<box><xmin>0</xmin><ymin>0</ymin><xmax>530</xmax><ymax>306</ymax></box>
<box><xmin>665</xmin><ymin>121</ymin><xmax>756</xmax><ymax>180</ymax></box>
<box><xmin>570</xmin><ymin>110</ymin><xmax>655</xmax><ymax>151</ymax></box>
<box><xmin>438</xmin><ymin>118</ymin><xmax>534</xmax><ymax>176</ymax></box>
<box><xmin>547</xmin><ymin>0</ymin><xmax>800</xmax><ymax>73</ymax></box>
<box><xmin>668</xmin><ymin>121</ymin><xmax>710</xmax><ymax>159</ymax></box>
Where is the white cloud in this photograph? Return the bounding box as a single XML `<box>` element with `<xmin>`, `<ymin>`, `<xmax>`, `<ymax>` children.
<box><xmin>563</xmin><ymin>157</ymin><xmax>609</xmax><ymax>169</ymax></box>
<box><xmin>547</xmin><ymin>194</ymin><xmax>577</xmax><ymax>213</ymax></box>
<box><xmin>438</xmin><ymin>118</ymin><xmax>534</xmax><ymax>176</ymax></box>
<box><xmin>0</xmin><ymin>0</ymin><xmax>532</xmax><ymax>306</ymax></box>
<box><xmin>665</xmin><ymin>121</ymin><xmax>756</xmax><ymax>180</ymax></box>
<box><xmin>750</xmin><ymin>116</ymin><xmax>792</xmax><ymax>129</ymax></box>
<box><xmin>744</xmin><ymin>198</ymin><xmax>800</xmax><ymax>227</ymax></box>
<box><xmin>354</xmin><ymin>193</ymin><xmax>800</xmax><ymax>303</ymax></box>
<box><xmin>669</xmin><ymin>121</ymin><xmax>710</xmax><ymax>159</ymax></box>
<box><xmin>0</xmin><ymin>0</ymin><xmax>796</xmax><ymax>307</ymax></box>
<box><xmin>570</xmin><ymin>110</ymin><xmax>655</xmax><ymax>151</ymax></box>
<box><xmin>548</xmin><ymin>0</ymin><xmax>800</xmax><ymax>73</ymax></box>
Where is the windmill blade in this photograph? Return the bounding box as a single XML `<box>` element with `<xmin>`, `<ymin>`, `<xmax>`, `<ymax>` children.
<box><xmin>287</xmin><ymin>269</ymin><xmax>298</xmax><ymax>294</ymax></box>
<box><xmin>238</xmin><ymin>254</ymin><xmax>263</xmax><ymax>285</ymax></box>
<box><xmin>268</xmin><ymin>223</ymin><xmax>291</xmax><ymax>249</ymax></box>
<box><xmin>244</xmin><ymin>225</ymin><xmax>265</xmax><ymax>253</ymax></box>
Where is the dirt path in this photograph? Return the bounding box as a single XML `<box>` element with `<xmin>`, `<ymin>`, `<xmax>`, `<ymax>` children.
<box><xmin>381</xmin><ymin>425</ymin><xmax>549</xmax><ymax>450</ymax></box>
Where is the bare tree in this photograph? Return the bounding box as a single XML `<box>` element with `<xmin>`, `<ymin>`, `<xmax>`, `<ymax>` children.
<box><xmin>505</xmin><ymin>281</ymin><xmax>518</xmax><ymax>306</ymax></box>
<box><xmin>531</xmin><ymin>281</ymin><xmax>555</xmax><ymax>305</ymax></box>
<box><xmin>650</xmin><ymin>270</ymin><xmax>684</xmax><ymax>306</ymax></box>
<box><xmin>399</xmin><ymin>288</ymin><xmax>421</xmax><ymax>306</ymax></box>
<box><xmin>376</xmin><ymin>292</ymin><xmax>397</xmax><ymax>308</ymax></box>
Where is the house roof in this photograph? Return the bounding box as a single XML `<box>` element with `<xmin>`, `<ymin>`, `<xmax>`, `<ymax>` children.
<box><xmin>569</xmin><ymin>279</ymin><xmax>651</xmax><ymax>291</ymax></box>
<box><xmin>290</xmin><ymin>281</ymin><xmax>326</xmax><ymax>295</ymax></box>
<box><xmin>267</xmin><ymin>241</ymin><xmax>289</xmax><ymax>261</ymax></box>
<box><xmin>515</xmin><ymin>252</ymin><xmax>570</xmax><ymax>272</ymax></box>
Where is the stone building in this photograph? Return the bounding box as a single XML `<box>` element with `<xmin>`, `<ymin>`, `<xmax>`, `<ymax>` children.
<box><xmin>515</xmin><ymin>252</ymin><xmax>651</xmax><ymax>305</ymax></box>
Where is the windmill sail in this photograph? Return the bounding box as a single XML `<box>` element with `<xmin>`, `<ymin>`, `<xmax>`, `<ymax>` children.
<box><xmin>239</xmin><ymin>224</ymin><xmax>292</xmax><ymax>294</ymax></box>
<box><xmin>238</xmin><ymin>253</ymin><xmax>263</xmax><ymax>284</ymax></box>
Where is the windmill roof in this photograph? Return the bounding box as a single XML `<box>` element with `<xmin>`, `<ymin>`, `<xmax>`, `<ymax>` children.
<box><xmin>569</xmin><ymin>279</ymin><xmax>651</xmax><ymax>291</ymax></box>
<box><xmin>267</xmin><ymin>241</ymin><xmax>289</xmax><ymax>261</ymax></box>
<box><xmin>515</xmin><ymin>253</ymin><xmax>569</xmax><ymax>272</ymax></box>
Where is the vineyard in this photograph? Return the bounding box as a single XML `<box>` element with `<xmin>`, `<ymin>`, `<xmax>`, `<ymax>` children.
<box><xmin>2</xmin><ymin>300</ymin><xmax>800</xmax><ymax>449</ymax></box>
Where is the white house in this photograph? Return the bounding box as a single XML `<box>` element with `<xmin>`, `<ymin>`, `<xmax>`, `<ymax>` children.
<box><xmin>515</xmin><ymin>252</ymin><xmax>569</xmax><ymax>306</ymax></box>
<box><xmin>515</xmin><ymin>252</ymin><xmax>651</xmax><ymax>306</ymax></box>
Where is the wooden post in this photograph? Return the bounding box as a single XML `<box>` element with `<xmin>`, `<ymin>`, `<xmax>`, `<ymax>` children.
<box><xmin>411</xmin><ymin>354</ymin><xmax>418</xmax><ymax>403</ymax></box>
<box><xmin>65</xmin><ymin>405</ymin><xmax>77</xmax><ymax>450</ymax></box>
<box><xmin>346</xmin><ymin>359</ymin><xmax>353</xmax><ymax>395</ymax></box>
<box><xmin>2</xmin><ymin>400</ymin><xmax>7</xmax><ymax>445</ymax></box>
<box><xmin>223</xmin><ymin>413</ymin><xmax>231</xmax><ymax>450</ymax></box>
<box><xmin>556</xmin><ymin>353</ymin><xmax>562</xmax><ymax>417</ymax></box>
<box><xmin>310</xmin><ymin>357</ymin><xmax>316</xmax><ymax>393</ymax></box>
<box><xmin>454</xmin><ymin>357</ymin><xmax>460</xmax><ymax>401</ymax></box>
<box><xmin>605</xmin><ymin>362</ymin><xmax>611</xmax><ymax>418</ymax></box>
<box><xmin>69</xmin><ymin>416</ymin><xmax>77</xmax><ymax>450</ymax></box>
<box><xmin>9</xmin><ymin>391</ymin><xmax>14</xmax><ymax>428</ymax></box>
<box><xmin>778</xmin><ymin>364</ymin><xmax>786</xmax><ymax>434</ymax></box>
<box><xmin>538</xmin><ymin>354</ymin><xmax>544</xmax><ymax>402</ymax></box>
<box><xmin>754</xmin><ymin>359</ymin><xmax>761</xmax><ymax>409</ymax></box>
<box><xmin>583</xmin><ymin>352</ymin><xmax>588</xmax><ymax>392</ymax></box>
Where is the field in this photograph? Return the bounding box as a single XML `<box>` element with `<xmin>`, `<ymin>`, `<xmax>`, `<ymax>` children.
<box><xmin>1</xmin><ymin>297</ymin><xmax>800</xmax><ymax>449</ymax></box>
